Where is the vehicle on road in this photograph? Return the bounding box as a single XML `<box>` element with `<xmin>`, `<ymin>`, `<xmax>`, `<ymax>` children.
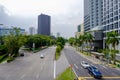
<box><xmin>81</xmin><ymin>61</ymin><xmax>90</xmax><ymax>68</ymax></box>
<box><xmin>87</xmin><ymin>65</ymin><xmax>102</xmax><ymax>79</ymax></box>
<box><xmin>40</xmin><ymin>54</ymin><xmax>44</xmax><ymax>59</ymax></box>
<box><xmin>20</xmin><ymin>53</ymin><xmax>24</xmax><ymax>56</ymax></box>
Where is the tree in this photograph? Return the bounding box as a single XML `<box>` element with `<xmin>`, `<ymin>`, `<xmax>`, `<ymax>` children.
<box><xmin>79</xmin><ymin>35</ymin><xmax>85</xmax><ymax>52</ymax></box>
<box><xmin>56</xmin><ymin>37</ymin><xmax>65</xmax><ymax>46</ymax></box>
<box><xmin>4</xmin><ymin>27</ymin><xmax>27</xmax><ymax>57</ymax></box>
<box><xmin>83</xmin><ymin>32</ymin><xmax>94</xmax><ymax>52</ymax></box>
<box><xmin>68</xmin><ymin>37</ymin><xmax>75</xmax><ymax>46</ymax></box>
<box><xmin>106</xmin><ymin>31</ymin><xmax>119</xmax><ymax>64</ymax></box>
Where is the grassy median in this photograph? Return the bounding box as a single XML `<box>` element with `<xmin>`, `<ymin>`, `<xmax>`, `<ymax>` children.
<box><xmin>55</xmin><ymin>67</ymin><xmax>76</xmax><ymax>80</ymax></box>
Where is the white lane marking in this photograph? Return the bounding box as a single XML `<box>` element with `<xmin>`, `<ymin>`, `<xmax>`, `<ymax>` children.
<box><xmin>74</xmin><ymin>64</ymin><xmax>78</xmax><ymax>69</ymax></box>
<box><xmin>21</xmin><ymin>74</ymin><xmax>26</xmax><ymax>79</ymax></box>
<box><xmin>36</xmin><ymin>74</ymin><xmax>39</xmax><ymax>79</ymax></box>
<box><xmin>54</xmin><ymin>61</ymin><xmax>56</xmax><ymax>79</ymax></box>
<box><xmin>72</xmin><ymin>67</ymin><xmax>78</xmax><ymax>78</ymax></box>
<box><xmin>102</xmin><ymin>65</ymin><xmax>107</xmax><ymax>69</ymax></box>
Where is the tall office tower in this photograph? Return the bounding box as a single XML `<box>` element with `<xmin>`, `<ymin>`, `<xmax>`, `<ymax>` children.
<box><xmin>103</xmin><ymin>0</ymin><xmax>119</xmax><ymax>33</ymax></box>
<box><xmin>38</xmin><ymin>14</ymin><xmax>51</xmax><ymax>36</ymax></box>
<box><xmin>102</xmin><ymin>0</ymin><xmax>120</xmax><ymax>49</ymax></box>
<box><xmin>29</xmin><ymin>27</ymin><xmax>35</xmax><ymax>35</ymax></box>
<box><xmin>84</xmin><ymin>0</ymin><xmax>103</xmax><ymax>31</ymax></box>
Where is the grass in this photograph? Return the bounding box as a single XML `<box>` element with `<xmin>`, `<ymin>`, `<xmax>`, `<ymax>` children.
<box><xmin>55</xmin><ymin>67</ymin><xmax>76</xmax><ymax>80</ymax></box>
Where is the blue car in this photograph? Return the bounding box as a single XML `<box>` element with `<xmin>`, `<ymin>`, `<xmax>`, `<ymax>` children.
<box><xmin>87</xmin><ymin>66</ymin><xmax>102</xmax><ymax>79</ymax></box>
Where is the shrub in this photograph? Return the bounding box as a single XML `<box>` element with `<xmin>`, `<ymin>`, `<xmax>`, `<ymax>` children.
<box><xmin>0</xmin><ymin>45</ymin><xmax>8</xmax><ymax>55</ymax></box>
<box><xmin>57</xmin><ymin>42</ymin><xmax>64</xmax><ymax>49</ymax></box>
<box><xmin>7</xmin><ymin>57</ymin><xmax>15</xmax><ymax>63</ymax></box>
<box><xmin>56</xmin><ymin>45</ymin><xmax>61</xmax><ymax>53</ymax></box>
<box><xmin>97</xmin><ymin>49</ymin><xmax>103</xmax><ymax>53</ymax></box>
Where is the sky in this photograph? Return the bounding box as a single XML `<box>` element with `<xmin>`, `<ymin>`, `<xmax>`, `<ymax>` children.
<box><xmin>0</xmin><ymin>0</ymin><xmax>83</xmax><ymax>38</ymax></box>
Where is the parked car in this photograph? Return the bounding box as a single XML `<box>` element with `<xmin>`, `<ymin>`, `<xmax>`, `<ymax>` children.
<box><xmin>40</xmin><ymin>54</ymin><xmax>44</xmax><ymax>59</ymax></box>
<box><xmin>20</xmin><ymin>53</ymin><xmax>24</xmax><ymax>57</ymax></box>
<box><xmin>87</xmin><ymin>65</ymin><xmax>102</xmax><ymax>79</ymax></box>
<box><xmin>81</xmin><ymin>61</ymin><xmax>90</xmax><ymax>68</ymax></box>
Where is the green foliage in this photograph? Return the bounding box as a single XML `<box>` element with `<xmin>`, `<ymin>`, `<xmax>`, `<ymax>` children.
<box><xmin>97</xmin><ymin>49</ymin><xmax>103</xmax><ymax>53</ymax></box>
<box><xmin>3</xmin><ymin>27</ymin><xmax>27</xmax><ymax>57</ymax></box>
<box><xmin>106</xmin><ymin>31</ymin><xmax>119</xmax><ymax>64</ymax></box>
<box><xmin>57</xmin><ymin>42</ymin><xmax>64</xmax><ymax>49</ymax></box>
<box><xmin>0</xmin><ymin>54</ymin><xmax>8</xmax><ymax>63</ymax></box>
<box><xmin>56</xmin><ymin>45</ymin><xmax>61</xmax><ymax>53</ymax></box>
<box><xmin>56</xmin><ymin>37</ymin><xmax>65</xmax><ymax>46</ymax></box>
<box><xmin>0</xmin><ymin>45</ymin><xmax>8</xmax><ymax>55</ymax></box>
<box><xmin>7</xmin><ymin>57</ymin><xmax>15</xmax><ymax>63</ymax></box>
<box><xmin>68</xmin><ymin>37</ymin><xmax>75</xmax><ymax>46</ymax></box>
<box><xmin>25</xmin><ymin>34</ymin><xmax>54</xmax><ymax>49</ymax></box>
<box><xmin>55</xmin><ymin>45</ymin><xmax>62</xmax><ymax>60</ymax></box>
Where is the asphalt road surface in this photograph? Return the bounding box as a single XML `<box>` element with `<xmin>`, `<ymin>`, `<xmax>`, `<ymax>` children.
<box><xmin>0</xmin><ymin>47</ymin><xmax>55</xmax><ymax>80</ymax></box>
<box><xmin>64</xmin><ymin>46</ymin><xmax>120</xmax><ymax>80</ymax></box>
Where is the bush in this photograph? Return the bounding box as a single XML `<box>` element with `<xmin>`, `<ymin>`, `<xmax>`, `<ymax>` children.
<box><xmin>97</xmin><ymin>49</ymin><xmax>103</xmax><ymax>53</ymax></box>
<box><xmin>7</xmin><ymin>57</ymin><xmax>15</xmax><ymax>63</ymax></box>
<box><xmin>57</xmin><ymin>42</ymin><xmax>64</xmax><ymax>49</ymax></box>
<box><xmin>0</xmin><ymin>45</ymin><xmax>8</xmax><ymax>55</ymax></box>
<box><xmin>0</xmin><ymin>54</ymin><xmax>8</xmax><ymax>63</ymax></box>
<box><xmin>56</xmin><ymin>45</ymin><xmax>61</xmax><ymax>53</ymax></box>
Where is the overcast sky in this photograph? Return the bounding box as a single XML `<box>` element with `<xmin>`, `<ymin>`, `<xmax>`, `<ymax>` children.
<box><xmin>0</xmin><ymin>0</ymin><xmax>83</xmax><ymax>38</ymax></box>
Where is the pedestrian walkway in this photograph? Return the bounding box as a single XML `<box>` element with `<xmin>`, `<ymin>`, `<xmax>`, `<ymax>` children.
<box><xmin>56</xmin><ymin>49</ymin><xmax>70</xmax><ymax>76</ymax></box>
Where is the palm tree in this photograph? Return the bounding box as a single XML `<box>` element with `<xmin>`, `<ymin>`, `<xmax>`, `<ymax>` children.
<box><xmin>84</xmin><ymin>32</ymin><xmax>94</xmax><ymax>53</ymax></box>
<box><xmin>106</xmin><ymin>31</ymin><xmax>119</xmax><ymax>64</ymax></box>
<box><xmin>79</xmin><ymin>35</ymin><xmax>85</xmax><ymax>52</ymax></box>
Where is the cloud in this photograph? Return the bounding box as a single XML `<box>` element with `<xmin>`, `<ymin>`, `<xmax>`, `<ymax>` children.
<box><xmin>0</xmin><ymin>0</ymin><xmax>84</xmax><ymax>38</ymax></box>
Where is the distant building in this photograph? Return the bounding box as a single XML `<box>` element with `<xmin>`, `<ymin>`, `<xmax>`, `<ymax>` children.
<box><xmin>0</xmin><ymin>26</ymin><xmax>25</xmax><ymax>36</ymax></box>
<box><xmin>38</xmin><ymin>14</ymin><xmax>51</xmax><ymax>36</ymax></box>
<box><xmin>29</xmin><ymin>27</ymin><xmax>35</xmax><ymax>35</ymax></box>
<box><xmin>75</xmin><ymin>24</ymin><xmax>84</xmax><ymax>38</ymax></box>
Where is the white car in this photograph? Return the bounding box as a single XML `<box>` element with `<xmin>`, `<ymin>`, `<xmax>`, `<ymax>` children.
<box><xmin>40</xmin><ymin>54</ymin><xmax>44</xmax><ymax>58</ymax></box>
<box><xmin>81</xmin><ymin>61</ymin><xmax>90</xmax><ymax>68</ymax></box>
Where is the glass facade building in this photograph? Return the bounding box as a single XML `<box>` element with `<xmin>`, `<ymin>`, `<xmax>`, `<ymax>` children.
<box><xmin>84</xmin><ymin>0</ymin><xmax>120</xmax><ymax>49</ymax></box>
<box><xmin>38</xmin><ymin>14</ymin><xmax>51</xmax><ymax>36</ymax></box>
<box><xmin>84</xmin><ymin>0</ymin><xmax>103</xmax><ymax>31</ymax></box>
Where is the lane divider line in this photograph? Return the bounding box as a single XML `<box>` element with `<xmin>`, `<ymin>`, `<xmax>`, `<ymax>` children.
<box><xmin>54</xmin><ymin>61</ymin><xmax>56</xmax><ymax>79</ymax></box>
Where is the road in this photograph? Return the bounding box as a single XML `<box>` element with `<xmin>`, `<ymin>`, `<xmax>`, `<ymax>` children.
<box><xmin>0</xmin><ymin>47</ymin><xmax>55</xmax><ymax>80</ymax></box>
<box><xmin>64</xmin><ymin>46</ymin><xmax>120</xmax><ymax>80</ymax></box>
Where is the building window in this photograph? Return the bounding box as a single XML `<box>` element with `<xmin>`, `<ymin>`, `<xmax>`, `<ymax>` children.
<box><xmin>114</xmin><ymin>16</ymin><xmax>118</xmax><ymax>21</ymax></box>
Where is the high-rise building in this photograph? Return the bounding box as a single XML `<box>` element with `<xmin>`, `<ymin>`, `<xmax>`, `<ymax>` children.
<box><xmin>84</xmin><ymin>0</ymin><xmax>120</xmax><ymax>50</ymax></box>
<box><xmin>29</xmin><ymin>27</ymin><xmax>35</xmax><ymax>35</ymax></box>
<box><xmin>102</xmin><ymin>0</ymin><xmax>120</xmax><ymax>49</ymax></box>
<box><xmin>38</xmin><ymin>14</ymin><xmax>51</xmax><ymax>36</ymax></box>
<box><xmin>84</xmin><ymin>0</ymin><xmax>103</xmax><ymax>32</ymax></box>
<box><xmin>75</xmin><ymin>24</ymin><xmax>84</xmax><ymax>38</ymax></box>
<box><xmin>84</xmin><ymin>0</ymin><xmax>103</xmax><ymax>50</ymax></box>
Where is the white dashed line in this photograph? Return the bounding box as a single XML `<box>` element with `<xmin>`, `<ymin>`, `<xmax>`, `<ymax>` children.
<box><xmin>74</xmin><ymin>64</ymin><xmax>79</xmax><ymax>69</ymax></box>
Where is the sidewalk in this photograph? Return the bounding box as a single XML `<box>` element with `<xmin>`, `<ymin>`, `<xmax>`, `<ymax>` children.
<box><xmin>56</xmin><ymin>49</ymin><xmax>70</xmax><ymax>76</ymax></box>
